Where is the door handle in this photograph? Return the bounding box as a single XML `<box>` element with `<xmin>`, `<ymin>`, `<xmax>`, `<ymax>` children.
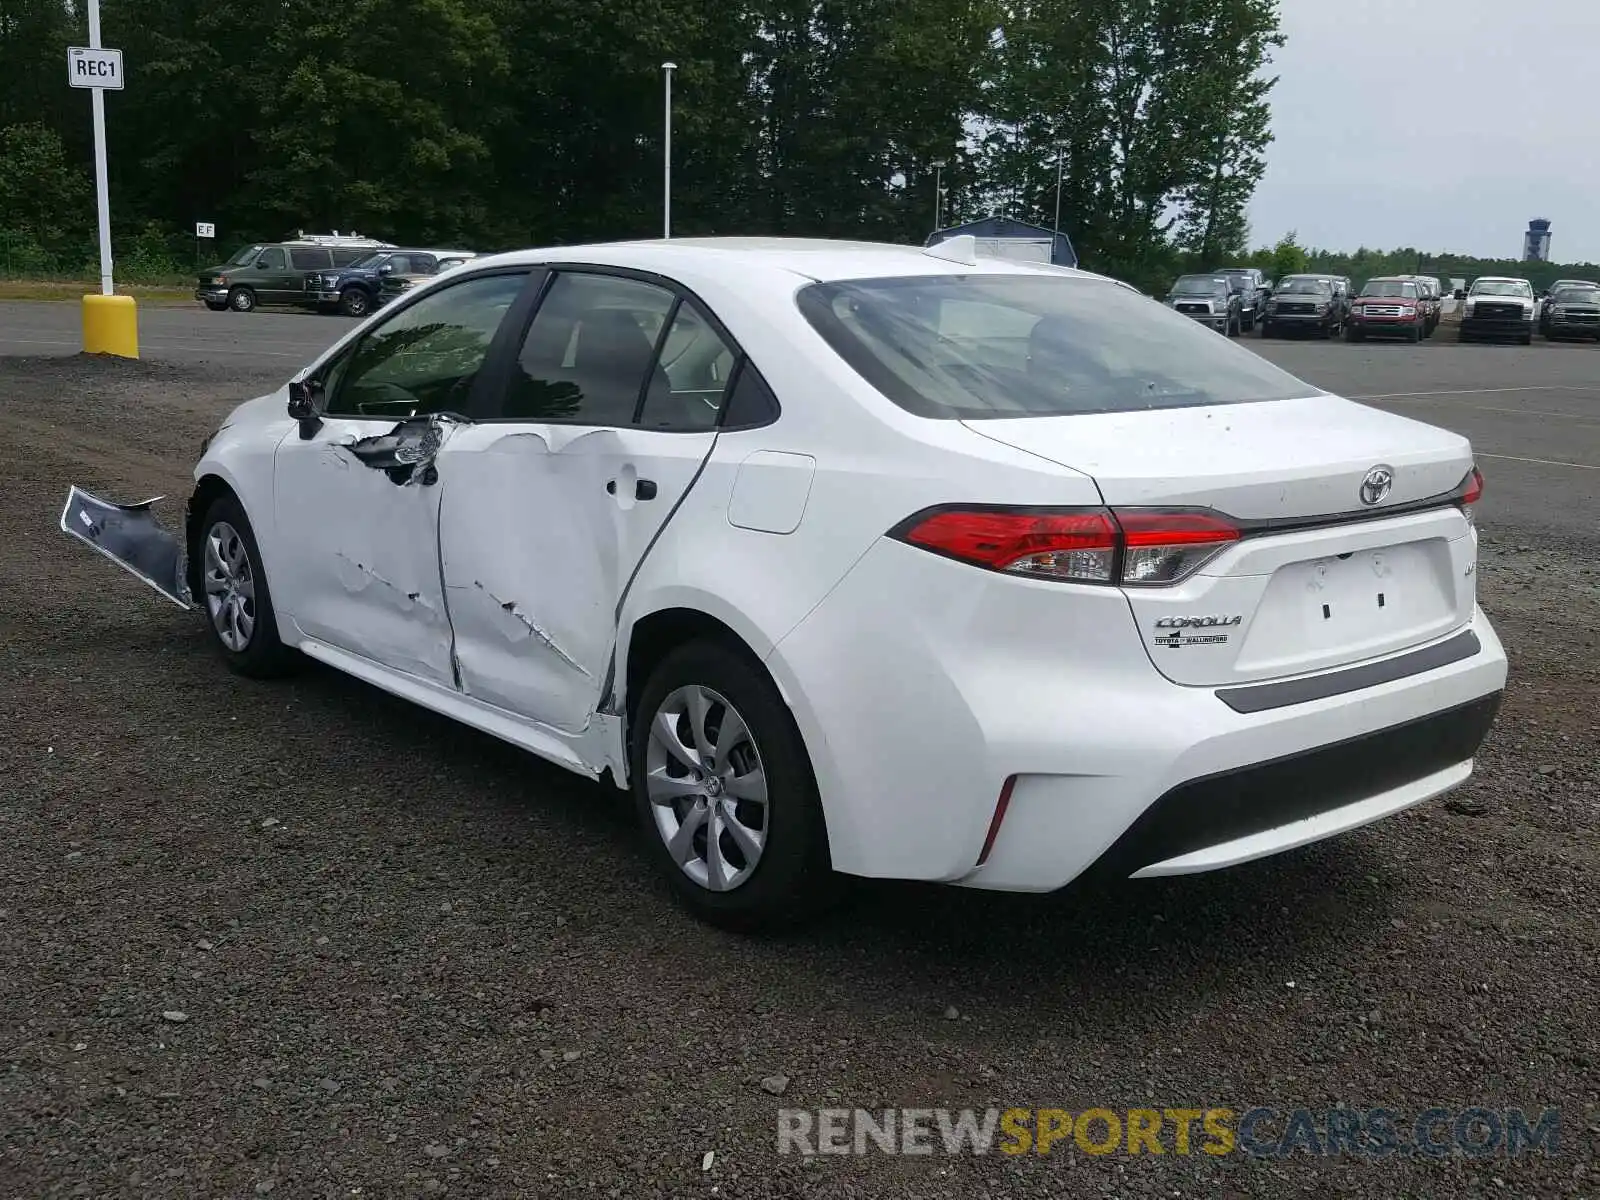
<box><xmin>607</xmin><ymin>478</ymin><xmax>658</xmax><ymax>500</ymax></box>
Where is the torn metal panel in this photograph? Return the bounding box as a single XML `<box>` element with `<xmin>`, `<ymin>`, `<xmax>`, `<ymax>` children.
<box><xmin>58</xmin><ymin>485</ymin><xmax>194</xmax><ymax>610</ymax></box>
<box><xmin>338</xmin><ymin>416</ymin><xmax>452</xmax><ymax>486</ymax></box>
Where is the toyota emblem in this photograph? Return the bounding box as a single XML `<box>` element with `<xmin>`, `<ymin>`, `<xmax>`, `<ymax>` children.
<box><xmin>1360</xmin><ymin>465</ymin><xmax>1394</xmax><ymax>506</ymax></box>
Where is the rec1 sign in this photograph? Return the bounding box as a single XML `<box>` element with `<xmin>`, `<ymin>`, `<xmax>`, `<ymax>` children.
<box><xmin>68</xmin><ymin>46</ymin><xmax>124</xmax><ymax>90</ymax></box>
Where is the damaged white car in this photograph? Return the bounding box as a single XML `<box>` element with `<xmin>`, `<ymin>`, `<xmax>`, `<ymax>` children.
<box><xmin>62</xmin><ymin>237</ymin><xmax>1508</xmax><ymax>929</ymax></box>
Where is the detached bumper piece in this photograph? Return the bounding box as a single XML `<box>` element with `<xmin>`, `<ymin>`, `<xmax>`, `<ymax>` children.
<box><xmin>1087</xmin><ymin>693</ymin><xmax>1503</xmax><ymax>880</ymax></box>
<box><xmin>59</xmin><ymin>485</ymin><xmax>193</xmax><ymax>610</ymax></box>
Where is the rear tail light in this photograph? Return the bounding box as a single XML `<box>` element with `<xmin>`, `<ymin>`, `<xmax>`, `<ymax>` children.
<box><xmin>1457</xmin><ymin>465</ymin><xmax>1484</xmax><ymax>523</ymax></box>
<box><xmin>891</xmin><ymin>506</ymin><xmax>1239</xmax><ymax>587</ymax></box>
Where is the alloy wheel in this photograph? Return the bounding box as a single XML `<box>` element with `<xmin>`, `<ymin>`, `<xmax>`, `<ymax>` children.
<box><xmin>645</xmin><ymin>684</ymin><xmax>769</xmax><ymax>892</ymax></box>
<box><xmin>203</xmin><ymin>521</ymin><xmax>256</xmax><ymax>651</ymax></box>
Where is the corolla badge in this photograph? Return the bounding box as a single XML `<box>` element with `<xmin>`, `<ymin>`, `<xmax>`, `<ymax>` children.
<box><xmin>1360</xmin><ymin>464</ymin><xmax>1394</xmax><ymax>506</ymax></box>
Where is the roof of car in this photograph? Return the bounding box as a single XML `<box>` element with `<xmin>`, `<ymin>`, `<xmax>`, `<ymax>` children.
<box><xmin>1472</xmin><ymin>276</ymin><xmax>1531</xmax><ymax>283</ymax></box>
<box><xmin>470</xmin><ymin>237</ymin><xmax>1109</xmax><ymax>285</ymax></box>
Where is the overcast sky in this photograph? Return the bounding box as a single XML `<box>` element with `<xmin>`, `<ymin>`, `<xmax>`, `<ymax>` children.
<box><xmin>1248</xmin><ymin>0</ymin><xmax>1599</xmax><ymax>263</ymax></box>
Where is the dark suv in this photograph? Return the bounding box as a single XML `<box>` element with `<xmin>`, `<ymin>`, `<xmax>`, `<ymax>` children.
<box><xmin>306</xmin><ymin>247</ymin><xmax>477</xmax><ymax>317</ymax></box>
<box><xmin>195</xmin><ymin>234</ymin><xmax>393</xmax><ymax>313</ymax></box>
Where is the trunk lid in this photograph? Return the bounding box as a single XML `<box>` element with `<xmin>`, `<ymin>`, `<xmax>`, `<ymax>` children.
<box><xmin>964</xmin><ymin>396</ymin><xmax>1480</xmax><ymax>687</ymax></box>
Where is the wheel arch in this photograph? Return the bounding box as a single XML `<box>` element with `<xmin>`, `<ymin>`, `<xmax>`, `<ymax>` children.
<box><xmin>619</xmin><ymin>602</ymin><xmax>836</xmax><ymax>863</ymax></box>
<box><xmin>185</xmin><ymin>473</ymin><xmax>239</xmax><ymax>599</ymax></box>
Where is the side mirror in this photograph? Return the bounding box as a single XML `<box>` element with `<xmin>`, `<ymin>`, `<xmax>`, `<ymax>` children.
<box><xmin>255</xmin><ymin>258</ymin><xmax>271</xmax><ymax>270</ymax></box>
<box><xmin>287</xmin><ymin>377</ymin><xmax>325</xmax><ymax>438</ymax></box>
<box><xmin>1454</xmin><ymin>289</ymin><xmax>1466</xmax><ymax>299</ymax></box>
<box><xmin>378</xmin><ymin>263</ymin><xmax>394</xmax><ymax>275</ymax></box>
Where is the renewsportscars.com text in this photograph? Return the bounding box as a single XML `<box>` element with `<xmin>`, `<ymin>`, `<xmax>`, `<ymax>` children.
<box><xmin>776</xmin><ymin>1106</ymin><xmax>1560</xmax><ymax>1159</ymax></box>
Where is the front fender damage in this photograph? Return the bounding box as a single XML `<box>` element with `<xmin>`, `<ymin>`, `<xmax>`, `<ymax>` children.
<box><xmin>58</xmin><ymin>485</ymin><xmax>194</xmax><ymax>610</ymax></box>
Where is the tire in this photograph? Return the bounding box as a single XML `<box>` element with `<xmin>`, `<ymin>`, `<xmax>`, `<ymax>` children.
<box><xmin>204</xmin><ymin>300</ymin><xmax>227</xmax><ymax>312</ymax></box>
<box><xmin>227</xmin><ymin>286</ymin><xmax>256</xmax><ymax>313</ymax></box>
<box><xmin>1345</xmin><ymin>325</ymin><xmax>1364</xmax><ymax>342</ymax></box>
<box><xmin>1227</xmin><ymin>312</ymin><xmax>1240</xmax><ymax>337</ymax></box>
<box><xmin>194</xmin><ymin>493</ymin><xmax>297</xmax><ymax>678</ymax></box>
<box><xmin>1410</xmin><ymin>323</ymin><xmax>1423</xmax><ymax>343</ymax></box>
<box><xmin>338</xmin><ymin>287</ymin><xmax>372</xmax><ymax>318</ymax></box>
<box><xmin>1521</xmin><ymin>332</ymin><xmax>1533</xmax><ymax>345</ymax></box>
<box><xmin>629</xmin><ymin>639</ymin><xmax>837</xmax><ymax>931</ymax></box>
<box><xmin>1258</xmin><ymin>320</ymin><xmax>1272</xmax><ymax>338</ymax></box>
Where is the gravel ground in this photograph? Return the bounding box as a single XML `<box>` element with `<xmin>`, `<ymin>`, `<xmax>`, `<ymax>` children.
<box><xmin>1</xmin><ymin>353</ymin><xmax>1595</xmax><ymax>1199</ymax></box>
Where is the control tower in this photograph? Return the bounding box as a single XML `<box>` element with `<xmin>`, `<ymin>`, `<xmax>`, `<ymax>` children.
<box><xmin>1523</xmin><ymin>219</ymin><xmax>1552</xmax><ymax>262</ymax></box>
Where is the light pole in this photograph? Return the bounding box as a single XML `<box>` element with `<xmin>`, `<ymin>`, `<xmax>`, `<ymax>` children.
<box><xmin>932</xmin><ymin>162</ymin><xmax>945</xmax><ymax>232</ymax></box>
<box><xmin>1052</xmin><ymin>145</ymin><xmax>1064</xmax><ymax>238</ymax></box>
<box><xmin>662</xmin><ymin>61</ymin><xmax>676</xmax><ymax>240</ymax></box>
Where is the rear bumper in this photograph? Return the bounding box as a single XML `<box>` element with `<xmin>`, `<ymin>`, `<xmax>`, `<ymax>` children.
<box><xmin>1086</xmin><ymin>692</ymin><xmax>1500</xmax><ymax>881</ymax></box>
<box><xmin>768</xmin><ymin>537</ymin><xmax>1509</xmax><ymax>892</ymax></box>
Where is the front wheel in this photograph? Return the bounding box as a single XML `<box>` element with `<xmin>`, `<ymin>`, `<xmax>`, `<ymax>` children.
<box><xmin>195</xmin><ymin>494</ymin><xmax>298</xmax><ymax>678</ymax></box>
<box><xmin>1521</xmin><ymin>332</ymin><xmax>1533</xmax><ymax>345</ymax></box>
<box><xmin>630</xmin><ymin>640</ymin><xmax>837</xmax><ymax>931</ymax></box>
<box><xmin>1345</xmin><ymin>325</ymin><xmax>1364</xmax><ymax>342</ymax></box>
<box><xmin>338</xmin><ymin>287</ymin><xmax>372</xmax><ymax>318</ymax></box>
<box><xmin>227</xmin><ymin>286</ymin><xmax>256</xmax><ymax>313</ymax></box>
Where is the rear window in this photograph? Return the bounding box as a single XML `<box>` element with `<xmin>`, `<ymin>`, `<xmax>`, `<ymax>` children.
<box><xmin>331</xmin><ymin>249</ymin><xmax>370</xmax><ymax>267</ymax></box>
<box><xmin>290</xmin><ymin>248</ymin><xmax>334</xmax><ymax>270</ymax></box>
<box><xmin>796</xmin><ymin>274</ymin><xmax>1317</xmax><ymax>419</ymax></box>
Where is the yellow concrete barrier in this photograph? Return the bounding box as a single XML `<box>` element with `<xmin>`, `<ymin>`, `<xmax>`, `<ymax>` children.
<box><xmin>82</xmin><ymin>293</ymin><xmax>139</xmax><ymax>358</ymax></box>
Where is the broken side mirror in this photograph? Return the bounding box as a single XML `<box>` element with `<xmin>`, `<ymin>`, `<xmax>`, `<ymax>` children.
<box><xmin>287</xmin><ymin>377</ymin><xmax>325</xmax><ymax>438</ymax></box>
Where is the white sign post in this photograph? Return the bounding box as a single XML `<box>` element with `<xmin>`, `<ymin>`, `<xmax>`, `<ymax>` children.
<box><xmin>195</xmin><ymin>222</ymin><xmax>216</xmax><ymax>239</ymax></box>
<box><xmin>67</xmin><ymin>1</ymin><xmax>121</xmax><ymax>298</ymax></box>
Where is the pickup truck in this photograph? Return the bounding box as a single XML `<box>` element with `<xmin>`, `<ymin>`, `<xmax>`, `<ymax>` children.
<box><xmin>1459</xmin><ymin>277</ymin><xmax>1535</xmax><ymax>344</ymax></box>
<box><xmin>1211</xmin><ymin>267</ymin><xmax>1267</xmax><ymax>332</ymax></box>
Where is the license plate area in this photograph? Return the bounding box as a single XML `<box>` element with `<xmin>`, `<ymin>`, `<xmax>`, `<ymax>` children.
<box><xmin>1235</xmin><ymin>540</ymin><xmax>1459</xmax><ymax>675</ymax></box>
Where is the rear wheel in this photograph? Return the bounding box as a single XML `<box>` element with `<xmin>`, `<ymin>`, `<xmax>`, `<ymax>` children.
<box><xmin>227</xmin><ymin>286</ymin><xmax>256</xmax><ymax>313</ymax></box>
<box><xmin>630</xmin><ymin>640</ymin><xmax>837</xmax><ymax>931</ymax></box>
<box><xmin>195</xmin><ymin>494</ymin><xmax>297</xmax><ymax>678</ymax></box>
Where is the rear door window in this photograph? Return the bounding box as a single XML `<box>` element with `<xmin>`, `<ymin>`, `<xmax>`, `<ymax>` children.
<box><xmin>331</xmin><ymin>249</ymin><xmax>369</xmax><ymax>267</ymax></box>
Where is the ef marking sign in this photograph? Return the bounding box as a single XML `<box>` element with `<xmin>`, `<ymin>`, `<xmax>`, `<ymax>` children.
<box><xmin>68</xmin><ymin>47</ymin><xmax>124</xmax><ymax>90</ymax></box>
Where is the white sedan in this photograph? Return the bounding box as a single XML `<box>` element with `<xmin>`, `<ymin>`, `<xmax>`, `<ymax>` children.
<box><xmin>62</xmin><ymin>236</ymin><xmax>1508</xmax><ymax>929</ymax></box>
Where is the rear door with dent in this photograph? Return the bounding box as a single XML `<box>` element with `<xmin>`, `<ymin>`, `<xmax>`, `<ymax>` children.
<box><xmin>437</xmin><ymin>268</ymin><xmax>738</xmax><ymax>734</ymax></box>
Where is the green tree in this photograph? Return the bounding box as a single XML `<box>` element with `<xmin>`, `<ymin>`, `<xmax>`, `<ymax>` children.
<box><xmin>983</xmin><ymin>0</ymin><xmax>1283</xmax><ymax>290</ymax></box>
<box><xmin>0</xmin><ymin>123</ymin><xmax>93</xmax><ymax>264</ymax></box>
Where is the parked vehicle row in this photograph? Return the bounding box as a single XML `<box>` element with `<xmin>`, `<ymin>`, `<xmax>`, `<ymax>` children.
<box><xmin>195</xmin><ymin>232</ymin><xmax>480</xmax><ymax>316</ymax></box>
<box><xmin>1168</xmin><ymin>267</ymin><xmax>1592</xmax><ymax>347</ymax></box>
